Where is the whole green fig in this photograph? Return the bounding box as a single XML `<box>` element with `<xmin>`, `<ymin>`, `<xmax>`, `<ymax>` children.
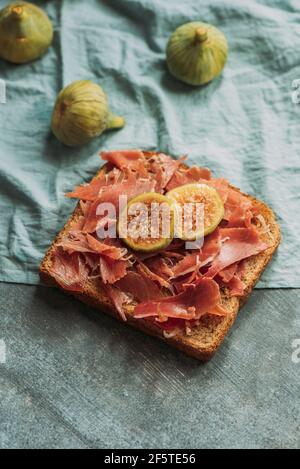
<box><xmin>0</xmin><ymin>1</ymin><xmax>53</xmax><ymax>64</ymax></box>
<box><xmin>166</xmin><ymin>21</ymin><xmax>228</xmax><ymax>86</ymax></box>
<box><xmin>51</xmin><ymin>80</ymin><xmax>125</xmax><ymax>147</ymax></box>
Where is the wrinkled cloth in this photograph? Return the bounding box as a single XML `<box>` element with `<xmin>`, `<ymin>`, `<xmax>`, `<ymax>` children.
<box><xmin>0</xmin><ymin>0</ymin><xmax>299</xmax><ymax>287</ymax></box>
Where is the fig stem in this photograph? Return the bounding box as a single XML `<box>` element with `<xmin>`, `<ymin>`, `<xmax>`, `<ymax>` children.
<box><xmin>11</xmin><ymin>6</ymin><xmax>24</xmax><ymax>17</ymax></box>
<box><xmin>106</xmin><ymin>113</ymin><xmax>125</xmax><ymax>130</ymax></box>
<box><xmin>194</xmin><ymin>27</ymin><xmax>208</xmax><ymax>44</ymax></box>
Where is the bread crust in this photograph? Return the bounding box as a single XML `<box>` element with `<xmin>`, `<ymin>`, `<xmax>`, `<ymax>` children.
<box><xmin>40</xmin><ymin>155</ymin><xmax>281</xmax><ymax>361</ymax></box>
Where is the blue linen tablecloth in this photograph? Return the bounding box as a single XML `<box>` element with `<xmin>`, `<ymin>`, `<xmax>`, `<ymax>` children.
<box><xmin>0</xmin><ymin>0</ymin><xmax>299</xmax><ymax>287</ymax></box>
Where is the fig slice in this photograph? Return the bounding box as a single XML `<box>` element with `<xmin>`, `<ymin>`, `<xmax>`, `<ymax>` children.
<box><xmin>166</xmin><ymin>183</ymin><xmax>224</xmax><ymax>240</ymax></box>
<box><xmin>119</xmin><ymin>193</ymin><xmax>174</xmax><ymax>252</ymax></box>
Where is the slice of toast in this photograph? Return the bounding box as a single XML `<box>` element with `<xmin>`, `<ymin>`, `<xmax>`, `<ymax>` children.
<box><xmin>40</xmin><ymin>155</ymin><xmax>281</xmax><ymax>361</ymax></box>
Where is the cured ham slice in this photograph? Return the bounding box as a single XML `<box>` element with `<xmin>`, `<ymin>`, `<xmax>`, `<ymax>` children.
<box><xmin>58</xmin><ymin>231</ymin><xmax>94</xmax><ymax>253</ymax></box>
<box><xmin>99</xmin><ymin>257</ymin><xmax>128</xmax><ymax>284</ymax></box>
<box><xmin>58</xmin><ymin>232</ymin><xmax>130</xmax><ymax>284</ymax></box>
<box><xmin>150</xmin><ymin>154</ymin><xmax>186</xmax><ymax>191</ymax></box>
<box><xmin>136</xmin><ymin>262</ymin><xmax>173</xmax><ymax>292</ymax></box>
<box><xmin>218</xmin><ymin>263</ymin><xmax>237</xmax><ymax>283</ymax></box>
<box><xmin>66</xmin><ymin>172</ymin><xmax>107</xmax><ymax>201</ymax></box>
<box><xmin>225</xmin><ymin>275</ymin><xmax>244</xmax><ymax>296</ymax></box>
<box><xmin>66</xmin><ymin>169</ymin><xmax>124</xmax><ymax>202</ymax></box>
<box><xmin>208</xmin><ymin>178</ymin><xmax>229</xmax><ymax>203</ymax></box>
<box><xmin>167</xmin><ymin>229</ymin><xmax>221</xmax><ymax>282</ymax></box>
<box><xmin>172</xmin><ymin>253</ymin><xmax>200</xmax><ymax>279</ymax></box>
<box><xmin>224</xmin><ymin>188</ymin><xmax>252</xmax><ymax>220</ymax></box>
<box><xmin>66</xmin><ymin>161</ymin><xmax>154</xmax><ymax>208</ymax></box>
<box><xmin>144</xmin><ymin>257</ymin><xmax>174</xmax><ymax>280</ymax></box>
<box><xmin>50</xmin><ymin>249</ymin><xmax>89</xmax><ymax>292</ymax></box>
<box><xmin>103</xmin><ymin>284</ymin><xmax>130</xmax><ymax>321</ymax></box>
<box><xmin>85</xmin><ymin>234</ymin><xmax>128</xmax><ymax>260</ymax></box>
<box><xmin>216</xmin><ymin>262</ymin><xmax>245</xmax><ymax>296</ymax></box>
<box><xmin>82</xmin><ymin>252</ymin><xmax>99</xmax><ymax>272</ymax></box>
<box><xmin>82</xmin><ymin>172</ymin><xmax>156</xmax><ymax>233</ymax></box>
<box><xmin>166</xmin><ymin>166</ymin><xmax>211</xmax><ymax>191</ymax></box>
<box><xmin>116</xmin><ymin>271</ymin><xmax>161</xmax><ymax>302</ymax></box>
<box><xmin>95</xmin><ymin>170</ymin><xmax>155</xmax><ymax>209</ymax></box>
<box><xmin>101</xmin><ymin>150</ymin><xmax>148</xmax><ymax>177</ymax></box>
<box><xmin>204</xmin><ymin>228</ymin><xmax>267</xmax><ymax>279</ymax></box>
<box><xmin>226</xmin><ymin>206</ymin><xmax>253</xmax><ymax>228</ymax></box>
<box><xmin>59</xmin><ymin>232</ymin><xmax>128</xmax><ymax>260</ymax></box>
<box><xmin>200</xmin><ymin>228</ymin><xmax>221</xmax><ymax>264</ymax></box>
<box><xmin>134</xmin><ymin>278</ymin><xmax>222</xmax><ymax>321</ymax></box>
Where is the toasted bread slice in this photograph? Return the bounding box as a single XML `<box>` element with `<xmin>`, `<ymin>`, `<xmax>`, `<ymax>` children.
<box><xmin>40</xmin><ymin>155</ymin><xmax>281</xmax><ymax>361</ymax></box>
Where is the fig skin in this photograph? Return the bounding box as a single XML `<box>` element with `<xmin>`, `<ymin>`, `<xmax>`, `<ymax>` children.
<box><xmin>51</xmin><ymin>80</ymin><xmax>125</xmax><ymax>147</ymax></box>
<box><xmin>0</xmin><ymin>2</ymin><xmax>53</xmax><ymax>64</ymax></box>
<box><xmin>166</xmin><ymin>21</ymin><xmax>228</xmax><ymax>86</ymax></box>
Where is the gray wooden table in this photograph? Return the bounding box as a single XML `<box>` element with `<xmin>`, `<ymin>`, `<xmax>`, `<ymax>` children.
<box><xmin>0</xmin><ymin>282</ymin><xmax>299</xmax><ymax>449</ymax></box>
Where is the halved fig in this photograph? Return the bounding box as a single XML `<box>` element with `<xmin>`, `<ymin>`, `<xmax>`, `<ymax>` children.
<box><xmin>166</xmin><ymin>183</ymin><xmax>224</xmax><ymax>240</ymax></box>
<box><xmin>119</xmin><ymin>192</ymin><xmax>174</xmax><ymax>252</ymax></box>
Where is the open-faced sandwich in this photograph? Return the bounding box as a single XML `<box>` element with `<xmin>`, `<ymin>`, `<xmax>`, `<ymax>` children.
<box><xmin>40</xmin><ymin>150</ymin><xmax>280</xmax><ymax>361</ymax></box>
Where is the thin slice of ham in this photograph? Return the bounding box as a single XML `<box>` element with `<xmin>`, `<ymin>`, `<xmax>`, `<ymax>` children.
<box><xmin>144</xmin><ymin>257</ymin><xmax>174</xmax><ymax>280</ymax></box>
<box><xmin>85</xmin><ymin>234</ymin><xmax>128</xmax><ymax>260</ymax></box>
<box><xmin>103</xmin><ymin>283</ymin><xmax>130</xmax><ymax>321</ymax></box>
<box><xmin>136</xmin><ymin>261</ymin><xmax>173</xmax><ymax>292</ymax></box>
<box><xmin>58</xmin><ymin>232</ymin><xmax>128</xmax><ymax>260</ymax></box>
<box><xmin>58</xmin><ymin>231</ymin><xmax>93</xmax><ymax>253</ymax></box>
<box><xmin>169</xmin><ymin>229</ymin><xmax>222</xmax><ymax>281</ymax></box>
<box><xmin>150</xmin><ymin>154</ymin><xmax>186</xmax><ymax>191</ymax></box>
<box><xmin>170</xmin><ymin>253</ymin><xmax>203</xmax><ymax>293</ymax></box>
<box><xmin>225</xmin><ymin>275</ymin><xmax>245</xmax><ymax>296</ymax></box>
<box><xmin>66</xmin><ymin>168</ymin><xmax>124</xmax><ymax>202</ymax></box>
<box><xmin>97</xmin><ymin>168</ymin><xmax>156</xmax><ymax>209</ymax></box>
<box><xmin>82</xmin><ymin>171</ymin><xmax>156</xmax><ymax>233</ymax></box>
<box><xmin>58</xmin><ymin>233</ymin><xmax>130</xmax><ymax>285</ymax></box>
<box><xmin>216</xmin><ymin>257</ymin><xmax>247</xmax><ymax>296</ymax></box>
<box><xmin>226</xmin><ymin>205</ymin><xmax>253</xmax><ymax>228</ymax></box>
<box><xmin>163</xmin><ymin>251</ymin><xmax>184</xmax><ymax>260</ymax></box>
<box><xmin>134</xmin><ymin>278</ymin><xmax>223</xmax><ymax>321</ymax></box>
<box><xmin>166</xmin><ymin>166</ymin><xmax>211</xmax><ymax>191</ymax></box>
<box><xmin>67</xmin><ymin>165</ymin><xmax>154</xmax><ymax>213</ymax></box>
<box><xmin>116</xmin><ymin>271</ymin><xmax>161</xmax><ymax>302</ymax></box>
<box><xmin>198</xmin><ymin>182</ymin><xmax>253</xmax><ymax>229</ymax></box>
<box><xmin>66</xmin><ymin>172</ymin><xmax>107</xmax><ymax>201</ymax></box>
<box><xmin>224</xmin><ymin>188</ymin><xmax>252</xmax><ymax>221</ymax></box>
<box><xmin>207</xmin><ymin>178</ymin><xmax>229</xmax><ymax>203</ymax></box>
<box><xmin>218</xmin><ymin>263</ymin><xmax>238</xmax><ymax>283</ymax></box>
<box><xmin>50</xmin><ymin>249</ymin><xmax>89</xmax><ymax>292</ymax></box>
<box><xmin>172</xmin><ymin>252</ymin><xmax>200</xmax><ymax>279</ymax></box>
<box><xmin>200</xmin><ymin>228</ymin><xmax>221</xmax><ymax>265</ymax></box>
<box><xmin>82</xmin><ymin>252</ymin><xmax>99</xmax><ymax>272</ymax></box>
<box><xmin>101</xmin><ymin>149</ymin><xmax>148</xmax><ymax>178</ymax></box>
<box><xmin>204</xmin><ymin>228</ymin><xmax>268</xmax><ymax>279</ymax></box>
<box><xmin>99</xmin><ymin>257</ymin><xmax>128</xmax><ymax>284</ymax></box>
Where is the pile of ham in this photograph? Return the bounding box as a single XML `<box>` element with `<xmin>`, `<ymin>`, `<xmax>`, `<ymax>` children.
<box><xmin>50</xmin><ymin>150</ymin><xmax>269</xmax><ymax>336</ymax></box>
